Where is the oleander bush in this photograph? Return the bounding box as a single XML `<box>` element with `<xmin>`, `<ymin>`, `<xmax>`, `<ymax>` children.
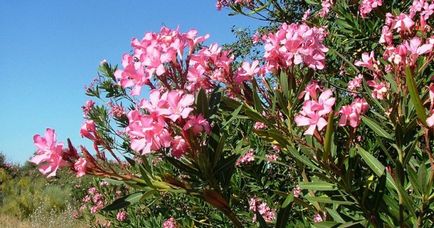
<box><xmin>30</xmin><ymin>0</ymin><xmax>434</xmax><ymax>227</ymax></box>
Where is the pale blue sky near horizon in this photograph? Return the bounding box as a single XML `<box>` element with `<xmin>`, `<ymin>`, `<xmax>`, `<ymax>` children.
<box><xmin>0</xmin><ymin>1</ymin><xmax>262</xmax><ymax>164</ymax></box>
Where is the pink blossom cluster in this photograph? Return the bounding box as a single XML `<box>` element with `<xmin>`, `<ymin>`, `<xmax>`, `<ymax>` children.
<box><xmin>347</xmin><ymin>74</ymin><xmax>363</xmax><ymax>95</ymax></box>
<box><xmin>81</xmin><ymin>187</ymin><xmax>105</xmax><ymax>214</ymax></box>
<box><xmin>359</xmin><ymin>0</ymin><xmax>382</xmax><ymax>18</ymax></box>
<box><xmin>187</xmin><ymin>43</ymin><xmax>234</xmax><ymax>92</ymax></box>
<box><xmin>295</xmin><ymin>83</ymin><xmax>336</xmax><ymax>135</ymax></box>
<box><xmin>313</xmin><ymin>213</ymin><xmax>324</xmax><ymax>223</ymax></box>
<box><xmin>116</xmin><ymin>210</ymin><xmax>128</xmax><ymax>222</ymax></box>
<box><xmin>82</xmin><ymin>100</ymin><xmax>95</xmax><ymax>116</ymax></box>
<box><xmin>319</xmin><ymin>0</ymin><xmax>333</xmax><ymax>17</ymax></box>
<box><xmin>109</xmin><ymin>102</ymin><xmax>125</xmax><ymax>118</ymax></box>
<box><xmin>383</xmin><ymin>37</ymin><xmax>434</xmax><ymax>67</ymax></box>
<box><xmin>126</xmin><ymin>89</ymin><xmax>210</xmax><ymax>157</ymax></box>
<box><xmin>263</xmin><ymin>23</ymin><xmax>328</xmax><ymax>71</ymax></box>
<box><xmin>338</xmin><ymin>98</ymin><xmax>369</xmax><ymax>128</ymax></box>
<box><xmin>162</xmin><ymin>217</ymin><xmax>178</xmax><ymax>228</ymax></box>
<box><xmin>236</xmin><ymin>149</ymin><xmax>255</xmax><ymax>166</ymax></box>
<box><xmin>234</xmin><ymin>60</ymin><xmax>261</xmax><ymax>83</ymax></box>
<box><xmin>30</xmin><ymin>128</ymin><xmax>67</xmax><ymax>177</ymax></box>
<box><xmin>292</xmin><ymin>185</ymin><xmax>301</xmax><ymax>198</ymax></box>
<box><xmin>248</xmin><ymin>197</ymin><xmax>276</xmax><ymax>223</ymax></box>
<box><xmin>376</xmin><ymin>2</ymin><xmax>434</xmax><ymax>69</ymax></box>
<box><xmin>114</xmin><ymin>27</ymin><xmax>210</xmax><ymax>96</ymax></box>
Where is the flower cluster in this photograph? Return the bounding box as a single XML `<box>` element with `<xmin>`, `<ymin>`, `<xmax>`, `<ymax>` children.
<box><xmin>295</xmin><ymin>83</ymin><xmax>336</xmax><ymax>135</ymax></box>
<box><xmin>30</xmin><ymin>128</ymin><xmax>67</xmax><ymax>177</ymax></box>
<box><xmin>114</xmin><ymin>27</ymin><xmax>210</xmax><ymax>95</ymax></box>
<box><xmin>263</xmin><ymin>23</ymin><xmax>328</xmax><ymax>72</ymax></box>
<box><xmin>319</xmin><ymin>0</ymin><xmax>333</xmax><ymax>17</ymax></box>
<box><xmin>162</xmin><ymin>217</ymin><xmax>179</xmax><ymax>228</ymax></box>
<box><xmin>338</xmin><ymin>98</ymin><xmax>369</xmax><ymax>128</ymax></box>
<box><xmin>236</xmin><ymin>149</ymin><xmax>255</xmax><ymax>166</ymax></box>
<box><xmin>82</xmin><ymin>187</ymin><xmax>105</xmax><ymax>214</ymax></box>
<box><xmin>359</xmin><ymin>0</ymin><xmax>382</xmax><ymax>18</ymax></box>
<box><xmin>248</xmin><ymin>197</ymin><xmax>276</xmax><ymax>223</ymax></box>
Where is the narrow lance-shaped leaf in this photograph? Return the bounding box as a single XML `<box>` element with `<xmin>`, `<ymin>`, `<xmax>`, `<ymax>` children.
<box><xmin>323</xmin><ymin>112</ymin><xmax>334</xmax><ymax>161</ymax></box>
<box><xmin>362</xmin><ymin>116</ymin><xmax>394</xmax><ymax>140</ymax></box>
<box><xmin>405</xmin><ymin>66</ymin><xmax>427</xmax><ymax>126</ymax></box>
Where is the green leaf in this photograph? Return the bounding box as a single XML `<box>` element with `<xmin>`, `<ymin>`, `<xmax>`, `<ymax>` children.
<box><xmin>196</xmin><ymin>88</ymin><xmax>209</xmax><ymax>117</ymax></box>
<box><xmin>325</xmin><ymin>208</ymin><xmax>345</xmax><ymax>223</ymax></box>
<box><xmin>323</xmin><ymin>112</ymin><xmax>334</xmax><ymax>161</ymax></box>
<box><xmin>362</xmin><ymin>116</ymin><xmax>393</xmax><ymax>140</ymax></box>
<box><xmin>305</xmin><ymin>196</ymin><xmax>353</xmax><ymax>205</ymax></box>
<box><xmin>102</xmin><ymin>192</ymin><xmax>144</xmax><ymax>211</ymax></box>
<box><xmin>312</xmin><ymin>221</ymin><xmax>339</xmax><ymax>228</ymax></box>
<box><xmin>405</xmin><ymin>66</ymin><xmax>427</xmax><ymax>125</ymax></box>
<box><xmin>255</xmin><ymin>211</ymin><xmax>269</xmax><ymax>228</ymax></box>
<box><xmin>357</xmin><ymin>146</ymin><xmax>396</xmax><ymax>190</ymax></box>
<box><xmin>280</xmin><ymin>71</ymin><xmax>289</xmax><ymax>99</ymax></box>
<box><xmin>102</xmin><ymin>178</ymin><xmax>124</xmax><ymax>186</ymax></box>
<box><xmin>282</xmin><ymin>194</ymin><xmax>294</xmax><ymax>208</ymax></box>
<box><xmin>287</xmin><ymin>146</ymin><xmax>318</xmax><ymax>170</ymax></box>
<box><xmin>299</xmin><ymin>181</ymin><xmax>336</xmax><ymax>191</ymax></box>
<box><xmin>357</xmin><ymin>146</ymin><xmax>384</xmax><ymax>177</ymax></box>
<box><xmin>275</xmin><ymin>194</ymin><xmax>293</xmax><ymax>228</ymax></box>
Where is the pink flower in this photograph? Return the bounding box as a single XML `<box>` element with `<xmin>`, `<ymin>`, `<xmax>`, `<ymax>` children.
<box><xmin>109</xmin><ymin>102</ymin><xmax>125</xmax><ymax>118</ymax></box>
<box><xmin>379</xmin><ymin>26</ymin><xmax>393</xmax><ymax>45</ymax></box>
<box><xmin>82</xmin><ymin>100</ymin><xmax>95</xmax><ymax>116</ymax></box>
<box><xmin>171</xmin><ymin>136</ymin><xmax>189</xmax><ymax>158</ymax></box>
<box><xmin>338</xmin><ymin>98</ymin><xmax>369</xmax><ymax>128</ymax></box>
<box><xmin>252</xmin><ymin>32</ymin><xmax>261</xmax><ymax>44</ymax></box>
<box><xmin>367</xmin><ymin>80</ymin><xmax>389</xmax><ymax>100</ymax></box>
<box><xmin>116</xmin><ymin>210</ymin><xmax>128</xmax><ymax>222</ymax></box>
<box><xmin>313</xmin><ymin>213</ymin><xmax>323</xmax><ymax>223</ymax></box>
<box><xmin>115</xmin><ymin>54</ymin><xmax>149</xmax><ymax>96</ymax></box>
<box><xmin>126</xmin><ymin>110</ymin><xmax>172</xmax><ymax>154</ymax></box>
<box><xmin>266</xmin><ymin>154</ymin><xmax>278</xmax><ymax>162</ymax></box>
<box><xmin>162</xmin><ymin>217</ymin><xmax>178</xmax><ymax>228</ymax></box>
<box><xmin>235</xmin><ymin>60</ymin><xmax>259</xmax><ymax>83</ymax></box>
<box><xmin>183</xmin><ymin>114</ymin><xmax>211</xmax><ymax>135</ymax></box>
<box><xmin>354</xmin><ymin>52</ymin><xmax>380</xmax><ymax>71</ymax></box>
<box><xmin>293</xmin><ymin>185</ymin><xmax>301</xmax><ymax>198</ymax></box>
<box><xmin>359</xmin><ymin>0</ymin><xmax>382</xmax><ymax>18</ymax></box>
<box><xmin>88</xmin><ymin>187</ymin><xmax>97</xmax><ymax>195</ymax></box>
<box><xmin>141</xmin><ymin>90</ymin><xmax>194</xmax><ymax>122</ymax></box>
<box><xmin>263</xmin><ymin>23</ymin><xmax>328</xmax><ymax>72</ymax></box>
<box><xmin>347</xmin><ymin>74</ymin><xmax>363</xmax><ymax>94</ymax></box>
<box><xmin>30</xmin><ymin>128</ymin><xmax>67</xmax><ymax>177</ymax></box>
<box><xmin>299</xmin><ymin>80</ymin><xmax>321</xmax><ymax>101</ymax></box>
<box><xmin>82</xmin><ymin>195</ymin><xmax>91</xmax><ymax>203</ymax></box>
<box><xmin>272</xmin><ymin>145</ymin><xmax>281</xmax><ymax>152</ymax></box>
<box><xmin>302</xmin><ymin>9</ymin><xmax>311</xmax><ymax>21</ymax></box>
<box><xmin>393</xmin><ymin>13</ymin><xmax>415</xmax><ymax>32</ymax></box>
<box><xmin>74</xmin><ymin>157</ymin><xmax>87</xmax><ymax>177</ymax></box>
<box><xmin>80</xmin><ymin>120</ymin><xmax>97</xmax><ymax>141</ymax></box>
<box><xmin>319</xmin><ymin>0</ymin><xmax>333</xmax><ymax>17</ymax></box>
<box><xmin>248</xmin><ymin>197</ymin><xmax>276</xmax><ymax>223</ymax></box>
<box><xmin>254</xmin><ymin>122</ymin><xmax>266</xmax><ymax>130</ymax></box>
<box><xmin>236</xmin><ymin>149</ymin><xmax>255</xmax><ymax>166</ymax></box>
<box><xmin>295</xmin><ymin>89</ymin><xmax>335</xmax><ymax>135</ymax></box>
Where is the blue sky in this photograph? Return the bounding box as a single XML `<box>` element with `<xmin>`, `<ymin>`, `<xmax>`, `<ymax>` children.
<box><xmin>0</xmin><ymin>1</ymin><xmax>262</xmax><ymax>164</ymax></box>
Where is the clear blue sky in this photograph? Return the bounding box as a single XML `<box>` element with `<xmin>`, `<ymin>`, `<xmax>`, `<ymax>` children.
<box><xmin>0</xmin><ymin>1</ymin><xmax>262</xmax><ymax>164</ymax></box>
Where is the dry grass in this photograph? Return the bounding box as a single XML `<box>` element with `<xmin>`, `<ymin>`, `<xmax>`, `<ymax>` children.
<box><xmin>0</xmin><ymin>213</ymin><xmax>32</xmax><ymax>228</ymax></box>
<box><xmin>0</xmin><ymin>205</ymin><xmax>88</xmax><ymax>228</ymax></box>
